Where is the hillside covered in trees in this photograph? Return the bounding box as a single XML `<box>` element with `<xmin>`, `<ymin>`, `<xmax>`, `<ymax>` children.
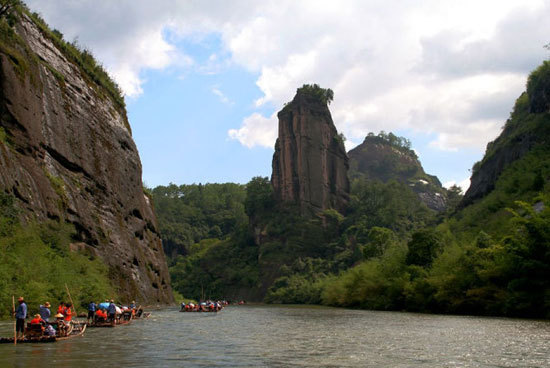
<box><xmin>155</xmin><ymin>67</ymin><xmax>550</xmax><ymax>318</ymax></box>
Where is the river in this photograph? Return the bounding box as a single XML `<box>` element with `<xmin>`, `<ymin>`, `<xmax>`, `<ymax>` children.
<box><xmin>0</xmin><ymin>305</ymin><xmax>549</xmax><ymax>367</ymax></box>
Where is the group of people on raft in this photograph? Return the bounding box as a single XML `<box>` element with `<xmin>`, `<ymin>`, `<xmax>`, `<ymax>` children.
<box><xmin>86</xmin><ymin>300</ymin><xmax>144</xmax><ymax>325</ymax></box>
<box><xmin>13</xmin><ymin>295</ymin><xmax>145</xmax><ymax>339</ymax></box>
<box><xmin>180</xmin><ymin>300</ymin><xmax>227</xmax><ymax>312</ymax></box>
<box><xmin>14</xmin><ymin>297</ymin><xmax>76</xmax><ymax>339</ymax></box>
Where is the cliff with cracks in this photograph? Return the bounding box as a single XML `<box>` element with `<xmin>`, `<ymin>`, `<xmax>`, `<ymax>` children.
<box><xmin>271</xmin><ymin>84</ymin><xmax>349</xmax><ymax>216</ymax></box>
<box><xmin>348</xmin><ymin>132</ymin><xmax>447</xmax><ymax>211</ymax></box>
<box><xmin>0</xmin><ymin>10</ymin><xmax>173</xmax><ymax>304</ymax></box>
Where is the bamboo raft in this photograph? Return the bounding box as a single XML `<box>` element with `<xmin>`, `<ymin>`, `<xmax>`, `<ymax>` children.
<box><xmin>0</xmin><ymin>321</ymin><xmax>86</xmax><ymax>344</ymax></box>
<box><xmin>57</xmin><ymin>322</ymin><xmax>86</xmax><ymax>341</ymax></box>
<box><xmin>87</xmin><ymin>318</ymin><xmax>131</xmax><ymax>328</ymax></box>
<box><xmin>0</xmin><ymin>335</ymin><xmax>56</xmax><ymax>344</ymax></box>
<box><xmin>180</xmin><ymin>308</ymin><xmax>222</xmax><ymax>313</ymax></box>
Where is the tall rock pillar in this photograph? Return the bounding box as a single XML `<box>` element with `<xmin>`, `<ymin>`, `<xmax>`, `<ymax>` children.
<box><xmin>271</xmin><ymin>85</ymin><xmax>349</xmax><ymax>216</ymax></box>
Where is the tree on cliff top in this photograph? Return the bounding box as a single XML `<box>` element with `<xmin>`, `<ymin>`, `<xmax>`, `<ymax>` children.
<box><xmin>0</xmin><ymin>0</ymin><xmax>20</xmax><ymax>26</ymax></box>
<box><xmin>0</xmin><ymin>0</ymin><xmax>18</xmax><ymax>16</ymax></box>
<box><xmin>526</xmin><ymin>60</ymin><xmax>550</xmax><ymax>113</ymax></box>
<box><xmin>297</xmin><ymin>84</ymin><xmax>334</xmax><ymax>105</ymax></box>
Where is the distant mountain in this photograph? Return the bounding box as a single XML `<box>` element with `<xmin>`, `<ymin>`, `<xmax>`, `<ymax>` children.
<box><xmin>348</xmin><ymin>132</ymin><xmax>447</xmax><ymax>211</ymax></box>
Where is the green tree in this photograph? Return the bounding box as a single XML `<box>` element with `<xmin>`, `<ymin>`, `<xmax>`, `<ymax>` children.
<box><xmin>0</xmin><ymin>0</ymin><xmax>19</xmax><ymax>27</ymax></box>
<box><xmin>406</xmin><ymin>229</ymin><xmax>442</xmax><ymax>267</ymax></box>
<box><xmin>526</xmin><ymin>60</ymin><xmax>550</xmax><ymax>113</ymax></box>
<box><xmin>363</xmin><ymin>227</ymin><xmax>396</xmax><ymax>259</ymax></box>
<box><xmin>501</xmin><ymin>200</ymin><xmax>550</xmax><ymax>317</ymax></box>
<box><xmin>244</xmin><ymin>176</ymin><xmax>274</xmax><ymax>219</ymax></box>
<box><xmin>445</xmin><ymin>184</ymin><xmax>463</xmax><ymax>214</ymax></box>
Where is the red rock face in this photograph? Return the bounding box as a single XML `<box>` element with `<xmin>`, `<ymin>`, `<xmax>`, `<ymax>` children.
<box><xmin>271</xmin><ymin>91</ymin><xmax>349</xmax><ymax>216</ymax></box>
<box><xmin>0</xmin><ymin>15</ymin><xmax>173</xmax><ymax>304</ymax></box>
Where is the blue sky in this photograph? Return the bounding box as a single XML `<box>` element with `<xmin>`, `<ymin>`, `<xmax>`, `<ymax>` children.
<box><xmin>127</xmin><ymin>42</ymin><xmax>275</xmax><ymax>186</ymax></box>
<box><xmin>26</xmin><ymin>0</ymin><xmax>550</xmax><ymax>190</ymax></box>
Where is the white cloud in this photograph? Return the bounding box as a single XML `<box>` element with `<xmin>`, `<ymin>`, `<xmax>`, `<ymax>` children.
<box><xmin>211</xmin><ymin>86</ymin><xmax>233</xmax><ymax>105</ymax></box>
<box><xmin>444</xmin><ymin>177</ymin><xmax>471</xmax><ymax>192</ymax></box>
<box><xmin>26</xmin><ymin>0</ymin><xmax>550</xmax><ymax>149</ymax></box>
<box><xmin>228</xmin><ymin>113</ymin><xmax>277</xmax><ymax>148</ymax></box>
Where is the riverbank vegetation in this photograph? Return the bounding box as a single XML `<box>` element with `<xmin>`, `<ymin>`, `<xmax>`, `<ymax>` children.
<box><xmin>157</xmin><ymin>144</ymin><xmax>549</xmax><ymax>318</ymax></box>
<box><xmin>0</xmin><ymin>193</ymin><xmax>115</xmax><ymax>319</ymax></box>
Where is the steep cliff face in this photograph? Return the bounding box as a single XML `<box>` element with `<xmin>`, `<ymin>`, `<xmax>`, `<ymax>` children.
<box><xmin>462</xmin><ymin>61</ymin><xmax>550</xmax><ymax>207</ymax></box>
<box><xmin>0</xmin><ymin>14</ymin><xmax>173</xmax><ymax>303</ymax></box>
<box><xmin>271</xmin><ymin>87</ymin><xmax>349</xmax><ymax>216</ymax></box>
<box><xmin>348</xmin><ymin>134</ymin><xmax>447</xmax><ymax>211</ymax></box>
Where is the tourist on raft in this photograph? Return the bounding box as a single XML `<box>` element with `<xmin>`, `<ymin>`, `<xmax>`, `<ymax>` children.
<box><xmin>44</xmin><ymin>324</ymin><xmax>56</xmax><ymax>336</ymax></box>
<box><xmin>95</xmin><ymin>308</ymin><xmax>108</xmax><ymax>322</ymax></box>
<box><xmin>30</xmin><ymin>314</ymin><xmax>45</xmax><ymax>327</ymax></box>
<box><xmin>54</xmin><ymin>313</ymin><xmax>68</xmax><ymax>336</ymax></box>
<box><xmin>14</xmin><ymin>297</ymin><xmax>27</xmax><ymax>339</ymax></box>
<box><xmin>87</xmin><ymin>301</ymin><xmax>96</xmax><ymax>322</ymax></box>
<box><xmin>44</xmin><ymin>324</ymin><xmax>55</xmax><ymax>336</ymax></box>
<box><xmin>107</xmin><ymin>299</ymin><xmax>116</xmax><ymax>322</ymax></box>
<box><xmin>39</xmin><ymin>301</ymin><xmax>51</xmax><ymax>322</ymax></box>
<box><xmin>57</xmin><ymin>302</ymin><xmax>65</xmax><ymax>315</ymax></box>
<box><xmin>64</xmin><ymin>303</ymin><xmax>73</xmax><ymax>321</ymax></box>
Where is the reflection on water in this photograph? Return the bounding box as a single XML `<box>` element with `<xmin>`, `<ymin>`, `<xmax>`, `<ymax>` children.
<box><xmin>1</xmin><ymin>305</ymin><xmax>549</xmax><ymax>367</ymax></box>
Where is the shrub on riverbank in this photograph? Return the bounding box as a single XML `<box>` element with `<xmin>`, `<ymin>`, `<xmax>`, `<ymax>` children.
<box><xmin>0</xmin><ymin>193</ymin><xmax>115</xmax><ymax>319</ymax></box>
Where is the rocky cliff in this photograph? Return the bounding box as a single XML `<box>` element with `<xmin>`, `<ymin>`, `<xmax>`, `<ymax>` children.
<box><xmin>0</xmin><ymin>13</ymin><xmax>173</xmax><ymax>303</ymax></box>
<box><xmin>348</xmin><ymin>133</ymin><xmax>447</xmax><ymax>211</ymax></box>
<box><xmin>462</xmin><ymin>61</ymin><xmax>550</xmax><ymax>207</ymax></box>
<box><xmin>271</xmin><ymin>85</ymin><xmax>349</xmax><ymax>216</ymax></box>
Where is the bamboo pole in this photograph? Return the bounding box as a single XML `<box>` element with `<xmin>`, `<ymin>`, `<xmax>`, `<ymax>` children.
<box><xmin>64</xmin><ymin>283</ymin><xmax>78</xmax><ymax>325</ymax></box>
<box><xmin>12</xmin><ymin>296</ymin><xmax>16</xmax><ymax>345</ymax></box>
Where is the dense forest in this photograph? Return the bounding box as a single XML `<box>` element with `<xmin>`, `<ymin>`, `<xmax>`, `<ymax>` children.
<box><xmin>155</xmin><ymin>62</ymin><xmax>550</xmax><ymax>318</ymax></box>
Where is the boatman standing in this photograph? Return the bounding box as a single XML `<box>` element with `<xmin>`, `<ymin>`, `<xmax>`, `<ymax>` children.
<box><xmin>87</xmin><ymin>301</ymin><xmax>96</xmax><ymax>322</ymax></box>
<box><xmin>108</xmin><ymin>299</ymin><xmax>116</xmax><ymax>323</ymax></box>
<box><xmin>14</xmin><ymin>297</ymin><xmax>27</xmax><ymax>339</ymax></box>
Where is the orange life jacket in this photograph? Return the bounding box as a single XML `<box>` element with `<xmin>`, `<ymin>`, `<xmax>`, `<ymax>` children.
<box><xmin>64</xmin><ymin>308</ymin><xmax>72</xmax><ymax>321</ymax></box>
<box><xmin>30</xmin><ymin>317</ymin><xmax>43</xmax><ymax>325</ymax></box>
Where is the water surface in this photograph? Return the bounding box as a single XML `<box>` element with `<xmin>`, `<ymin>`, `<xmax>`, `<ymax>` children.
<box><xmin>1</xmin><ymin>305</ymin><xmax>548</xmax><ymax>367</ymax></box>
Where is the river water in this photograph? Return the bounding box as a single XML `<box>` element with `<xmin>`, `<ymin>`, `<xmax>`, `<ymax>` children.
<box><xmin>0</xmin><ymin>305</ymin><xmax>549</xmax><ymax>367</ymax></box>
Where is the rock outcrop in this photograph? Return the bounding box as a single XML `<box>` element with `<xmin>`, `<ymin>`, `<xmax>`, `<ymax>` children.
<box><xmin>271</xmin><ymin>86</ymin><xmax>349</xmax><ymax>216</ymax></box>
<box><xmin>462</xmin><ymin>90</ymin><xmax>550</xmax><ymax>207</ymax></box>
<box><xmin>348</xmin><ymin>134</ymin><xmax>447</xmax><ymax>211</ymax></box>
<box><xmin>0</xmin><ymin>14</ymin><xmax>173</xmax><ymax>303</ymax></box>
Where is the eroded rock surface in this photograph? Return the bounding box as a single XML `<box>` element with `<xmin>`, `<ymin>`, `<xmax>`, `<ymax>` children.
<box><xmin>0</xmin><ymin>15</ymin><xmax>173</xmax><ymax>304</ymax></box>
<box><xmin>271</xmin><ymin>89</ymin><xmax>349</xmax><ymax>216</ymax></box>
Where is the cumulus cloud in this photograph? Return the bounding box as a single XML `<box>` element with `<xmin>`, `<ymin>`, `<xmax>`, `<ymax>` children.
<box><xmin>27</xmin><ymin>0</ymin><xmax>550</xmax><ymax>149</ymax></box>
<box><xmin>228</xmin><ymin>113</ymin><xmax>277</xmax><ymax>148</ymax></box>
